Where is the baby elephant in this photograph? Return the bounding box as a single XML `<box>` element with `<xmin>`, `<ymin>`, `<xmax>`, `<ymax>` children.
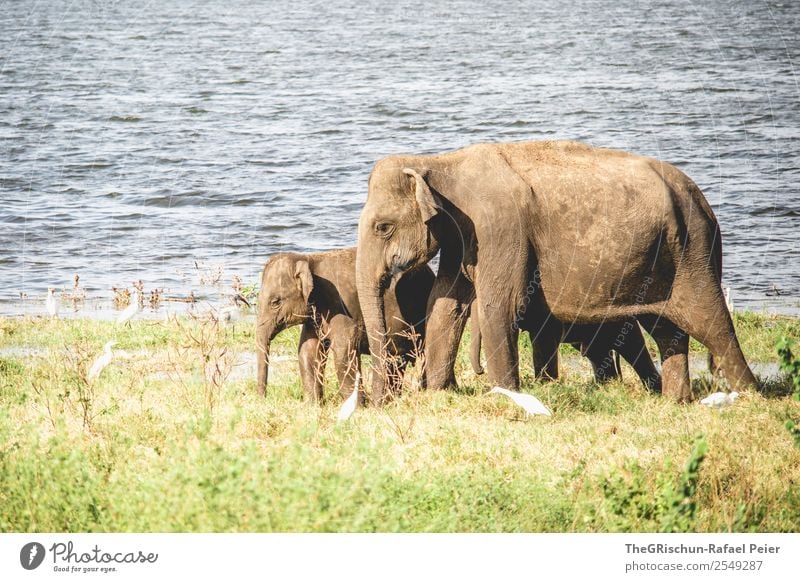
<box><xmin>470</xmin><ymin>307</ymin><xmax>661</xmax><ymax>390</ymax></box>
<box><xmin>256</xmin><ymin>247</ymin><xmax>434</xmax><ymax>403</ymax></box>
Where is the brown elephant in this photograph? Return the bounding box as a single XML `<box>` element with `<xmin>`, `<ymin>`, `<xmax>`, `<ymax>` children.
<box><xmin>255</xmin><ymin>247</ymin><xmax>434</xmax><ymax>403</ymax></box>
<box><xmin>356</xmin><ymin>140</ymin><xmax>756</xmax><ymax>403</ymax></box>
<box><xmin>468</xmin><ymin>304</ymin><xmax>661</xmax><ymax>389</ymax></box>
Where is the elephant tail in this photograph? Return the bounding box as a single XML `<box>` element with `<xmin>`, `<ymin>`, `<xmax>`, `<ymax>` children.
<box><xmin>469</xmin><ymin>305</ymin><xmax>484</xmax><ymax>375</ymax></box>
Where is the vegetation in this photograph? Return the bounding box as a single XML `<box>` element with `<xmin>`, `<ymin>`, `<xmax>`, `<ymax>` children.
<box><xmin>777</xmin><ymin>337</ymin><xmax>800</xmax><ymax>449</ymax></box>
<box><xmin>0</xmin><ymin>311</ymin><xmax>798</xmax><ymax>532</ymax></box>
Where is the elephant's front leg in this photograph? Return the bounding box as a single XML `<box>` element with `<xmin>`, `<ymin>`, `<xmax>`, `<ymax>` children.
<box><xmin>298</xmin><ymin>323</ymin><xmax>328</xmax><ymax>404</ymax></box>
<box><xmin>649</xmin><ymin>319</ymin><xmax>691</xmax><ymax>402</ymax></box>
<box><xmin>476</xmin><ymin>301</ymin><xmax>520</xmax><ymax>390</ymax></box>
<box><xmin>475</xmin><ymin>266</ymin><xmax>528</xmax><ymax>391</ymax></box>
<box><xmin>424</xmin><ymin>268</ymin><xmax>474</xmax><ymax>391</ymax></box>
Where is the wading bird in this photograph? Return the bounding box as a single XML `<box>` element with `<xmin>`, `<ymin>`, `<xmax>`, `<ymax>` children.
<box><xmin>218</xmin><ymin>305</ymin><xmax>240</xmax><ymax>332</ymax></box>
<box><xmin>87</xmin><ymin>341</ymin><xmax>116</xmax><ymax>383</ymax></box>
<box><xmin>488</xmin><ymin>386</ymin><xmax>552</xmax><ymax>417</ymax></box>
<box><xmin>700</xmin><ymin>391</ymin><xmax>739</xmax><ymax>409</ymax></box>
<box><xmin>116</xmin><ymin>290</ymin><xmax>142</xmax><ymax>326</ymax></box>
<box><xmin>46</xmin><ymin>287</ymin><xmax>59</xmax><ymax>318</ymax></box>
<box><xmin>337</xmin><ymin>372</ymin><xmax>361</xmax><ymax>422</ymax></box>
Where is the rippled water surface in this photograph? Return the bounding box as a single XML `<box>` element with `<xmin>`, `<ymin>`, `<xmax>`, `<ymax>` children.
<box><xmin>1</xmin><ymin>0</ymin><xmax>798</xmax><ymax>314</ymax></box>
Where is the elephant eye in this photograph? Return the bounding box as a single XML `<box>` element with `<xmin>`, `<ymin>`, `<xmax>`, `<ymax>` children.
<box><xmin>269</xmin><ymin>297</ymin><xmax>281</xmax><ymax>309</ymax></box>
<box><xmin>374</xmin><ymin>221</ymin><xmax>395</xmax><ymax>238</ymax></box>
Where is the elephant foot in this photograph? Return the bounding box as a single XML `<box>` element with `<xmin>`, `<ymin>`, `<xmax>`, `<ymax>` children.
<box><xmin>425</xmin><ymin>369</ymin><xmax>458</xmax><ymax>391</ymax></box>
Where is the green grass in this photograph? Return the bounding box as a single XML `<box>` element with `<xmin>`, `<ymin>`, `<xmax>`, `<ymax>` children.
<box><xmin>0</xmin><ymin>311</ymin><xmax>798</xmax><ymax>532</ymax></box>
<box><xmin>730</xmin><ymin>311</ymin><xmax>800</xmax><ymax>362</ymax></box>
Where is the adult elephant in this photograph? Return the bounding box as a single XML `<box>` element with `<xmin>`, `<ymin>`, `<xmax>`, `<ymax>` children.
<box><xmin>356</xmin><ymin>140</ymin><xmax>756</xmax><ymax>403</ymax></box>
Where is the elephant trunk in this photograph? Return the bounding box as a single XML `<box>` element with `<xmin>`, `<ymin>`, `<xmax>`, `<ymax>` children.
<box><xmin>357</xmin><ymin>248</ymin><xmax>390</xmax><ymax>404</ymax></box>
<box><xmin>256</xmin><ymin>319</ymin><xmax>274</xmax><ymax>397</ymax></box>
<box><xmin>362</xmin><ymin>287</ymin><xmax>389</xmax><ymax>405</ymax></box>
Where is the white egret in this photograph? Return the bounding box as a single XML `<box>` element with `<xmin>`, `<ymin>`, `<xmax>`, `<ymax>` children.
<box><xmin>218</xmin><ymin>305</ymin><xmax>240</xmax><ymax>333</ymax></box>
<box><xmin>700</xmin><ymin>391</ymin><xmax>739</xmax><ymax>409</ymax></box>
<box><xmin>219</xmin><ymin>305</ymin><xmax>239</xmax><ymax>323</ymax></box>
<box><xmin>337</xmin><ymin>372</ymin><xmax>361</xmax><ymax>422</ymax></box>
<box><xmin>116</xmin><ymin>290</ymin><xmax>142</xmax><ymax>326</ymax></box>
<box><xmin>46</xmin><ymin>287</ymin><xmax>59</xmax><ymax>318</ymax></box>
<box><xmin>488</xmin><ymin>386</ymin><xmax>552</xmax><ymax>417</ymax></box>
<box><xmin>87</xmin><ymin>341</ymin><xmax>116</xmax><ymax>383</ymax></box>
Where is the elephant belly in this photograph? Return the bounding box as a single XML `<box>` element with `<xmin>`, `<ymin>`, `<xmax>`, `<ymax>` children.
<box><xmin>534</xmin><ymin>217</ymin><xmax>676</xmax><ymax>321</ymax></box>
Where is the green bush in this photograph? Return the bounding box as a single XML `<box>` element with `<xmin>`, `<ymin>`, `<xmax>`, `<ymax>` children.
<box><xmin>777</xmin><ymin>337</ymin><xmax>800</xmax><ymax>448</ymax></box>
<box><xmin>597</xmin><ymin>435</ymin><xmax>708</xmax><ymax>532</ymax></box>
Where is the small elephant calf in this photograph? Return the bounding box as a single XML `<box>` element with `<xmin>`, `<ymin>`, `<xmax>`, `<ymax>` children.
<box><xmin>256</xmin><ymin>247</ymin><xmax>434</xmax><ymax>403</ymax></box>
<box><xmin>469</xmin><ymin>306</ymin><xmax>661</xmax><ymax>390</ymax></box>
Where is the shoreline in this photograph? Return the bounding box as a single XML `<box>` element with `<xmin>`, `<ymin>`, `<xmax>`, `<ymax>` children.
<box><xmin>1</xmin><ymin>296</ymin><xmax>799</xmax><ymax>320</ymax></box>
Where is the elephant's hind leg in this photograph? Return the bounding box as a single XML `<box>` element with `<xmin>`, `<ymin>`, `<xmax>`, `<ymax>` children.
<box><xmin>671</xmin><ymin>285</ymin><xmax>757</xmax><ymax>393</ymax></box>
<box><xmin>649</xmin><ymin>318</ymin><xmax>692</xmax><ymax>402</ymax></box>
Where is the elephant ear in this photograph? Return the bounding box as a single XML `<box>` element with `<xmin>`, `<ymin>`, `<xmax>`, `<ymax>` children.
<box><xmin>295</xmin><ymin>260</ymin><xmax>314</xmax><ymax>302</ymax></box>
<box><xmin>403</xmin><ymin>168</ymin><xmax>441</xmax><ymax>224</ymax></box>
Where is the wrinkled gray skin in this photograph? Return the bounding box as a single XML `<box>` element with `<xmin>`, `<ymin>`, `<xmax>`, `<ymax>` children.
<box><xmin>469</xmin><ymin>304</ymin><xmax>661</xmax><ymax>389</ymax></box>
<box><xmin>356</xmin><ymin>140</ymin><xmax>756</xmax><ymax>403</ymax></box>
<box><xmin>256</xmin><ymin>248</ymin><xmax>434</xmax><ymax>403</ymax></box>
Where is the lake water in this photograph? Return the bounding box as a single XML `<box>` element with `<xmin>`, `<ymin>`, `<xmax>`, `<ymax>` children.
<box><xmin>1</xmin><ymin>0</ymin><xmax>798</xmax><ymax>316</ymax></box>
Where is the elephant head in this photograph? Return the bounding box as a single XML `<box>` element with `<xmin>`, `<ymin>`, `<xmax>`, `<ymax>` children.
<box><xmin>256</xmin><ymin>254</ymin><xmax>314</xmax><ymax>396</ymax></box>
<box><xmin>356</xmin><ymin>160</ymin><xmax>442</xmax><ymax>402</ymax></box>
